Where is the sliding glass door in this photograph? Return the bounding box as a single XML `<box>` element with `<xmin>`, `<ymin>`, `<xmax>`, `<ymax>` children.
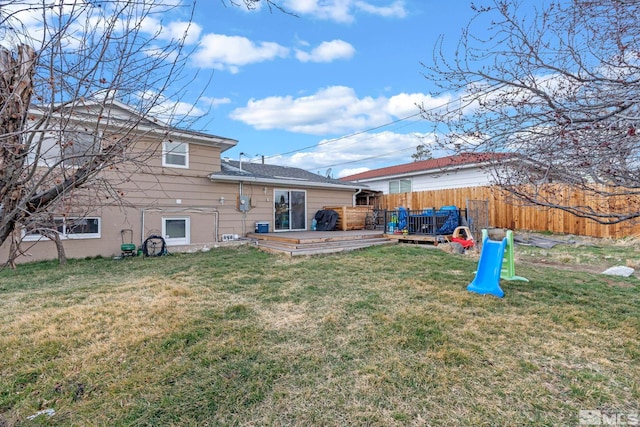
<box><xmin>274</xmin><ymin>190</ymin><xmax>306</xmax><ymax>231</ymax></box>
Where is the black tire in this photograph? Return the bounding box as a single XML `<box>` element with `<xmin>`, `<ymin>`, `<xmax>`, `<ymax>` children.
<box><xmin>142</xmin><ymin>235</ymin><xmax>167</xmax><ymax>257</ymax></box>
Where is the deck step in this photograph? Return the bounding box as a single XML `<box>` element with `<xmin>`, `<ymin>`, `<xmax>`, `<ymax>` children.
<box><xmin>255</xmin><ymin>237</ymin><xmax>395</xmax><ymax>256</ymax></box>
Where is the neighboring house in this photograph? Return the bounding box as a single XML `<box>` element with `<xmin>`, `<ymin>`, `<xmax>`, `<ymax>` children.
<box><xmin>0</xmin><ymin>102</ymin><xmax>361</xmax><ymax>263</ymax></box>
<box><xmin>340</xmin><ymin>153</ymin><xmax>509</xmax><ymax>195</ymax></box>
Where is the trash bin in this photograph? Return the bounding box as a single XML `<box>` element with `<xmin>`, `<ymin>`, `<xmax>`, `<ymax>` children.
<box><xmin>255</xmin><ymin>221</ymin><xmax>269</xmax><ymax>233</ymax></box>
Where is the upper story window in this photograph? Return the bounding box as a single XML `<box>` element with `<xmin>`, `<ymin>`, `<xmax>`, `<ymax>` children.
<box><xmin>389</xmin><ymin>178</ymin><xmax>411</xmax><ymax>194</ymax></box>
<box><xmin>162</xmin><ymin>141</ymin><xmax>189</xmax><ymax>168</ymax></box>
<box><xmin>28</xmin><ymin>129</ymin><xmax>101</xmax><ymax>168</ymax></box>
<box><xmin>63</xmin><ymin>131</ymin><xmax>101</xmax><ymax>167</ymax></box>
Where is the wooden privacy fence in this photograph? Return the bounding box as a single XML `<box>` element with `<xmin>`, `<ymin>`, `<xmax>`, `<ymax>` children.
<box><xmin>378</xmin><ymin>186</ymin><xmax>640</xmax><ymax>239</ymax></box>
<box><xmin>323</xmin><ymin>206</ymin><xmax>372</xmax><ymax>231</ymax></box>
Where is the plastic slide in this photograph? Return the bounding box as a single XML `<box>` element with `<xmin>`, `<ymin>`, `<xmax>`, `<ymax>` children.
<box><xmin>467</xmin><ymin>236</ymin><xmax>508</xmax><ymax>298</ymax></box>
<box><xmin>481</xmin><ymin>229</ymin><xmax>529</xmax><ymax>282</ymax></box>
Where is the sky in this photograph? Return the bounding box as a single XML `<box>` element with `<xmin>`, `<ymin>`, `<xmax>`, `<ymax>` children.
<box><xmin>179</xmin><ymin>0</ymin><xmax>480</xmax><ymax>178</ymax></box>
<box><xmin>3</xmin><ymin>0</ymin><xmax>482</xmax><ymax>178</ymax></box>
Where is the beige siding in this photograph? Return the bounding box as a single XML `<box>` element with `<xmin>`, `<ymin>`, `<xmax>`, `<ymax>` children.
<box><xmin>0</xmin><ymin>135</ymin><xmax>357</xmax><ymax>263</ymax></box>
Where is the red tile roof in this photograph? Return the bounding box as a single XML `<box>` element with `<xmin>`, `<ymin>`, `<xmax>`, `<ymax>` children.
<box><xmin>340</xmin><ymin>152</ymin><xmax>511</xmax><ymax>181</ymax></box>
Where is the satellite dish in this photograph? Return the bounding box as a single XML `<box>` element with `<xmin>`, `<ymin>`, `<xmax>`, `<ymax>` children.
<box><xmin>325</xmin><ymin>168</ymin><xmax>332</xmax><ymax>178</ymax></box>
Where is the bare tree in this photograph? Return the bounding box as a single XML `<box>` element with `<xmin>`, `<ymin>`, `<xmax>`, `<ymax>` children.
<box><xmin>411</xmin><ymin>143</ymin><xmax>432</xmax><ymax>161</ymax></box>
<box><xmin>0</xmin><ymin>0</ymin><xmax>290</xmax><ymax>266</ymax></box>
<box><xmin>421</xmin><ymin>0</ymin><xmax>640</xmax><ymax>225</ymax></box>
<box><xmin>0</xmin><ymin>0</ymin><xmax>210</xmax><ymax>266</ymax></box>
<box><xmin>223</xmin><ymin>0</ymin><xmax>292</xmax><ymax>14</ymax></box>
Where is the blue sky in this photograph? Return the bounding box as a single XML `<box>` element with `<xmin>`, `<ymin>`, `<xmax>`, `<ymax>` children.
<box><xmin>4</xmin><ymin>0</ymin><xmax>480</xmax><ymax>178</ymax></box>
<box><xmin>180</xmin><ymin>0</ymin><xmax>479</xmax><ymax>178</ymax></box>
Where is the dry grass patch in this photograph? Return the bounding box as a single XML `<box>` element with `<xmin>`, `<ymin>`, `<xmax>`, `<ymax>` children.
<box><xmin>0</xmin><ymin>244</ymin><xmax>638</xmax><ymax>426</ymax></box>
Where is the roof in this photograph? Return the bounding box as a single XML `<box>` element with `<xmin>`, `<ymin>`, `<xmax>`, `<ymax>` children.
<box><xmin>30</xmin><ymin>100</ymin><xmax>238</xmax><ymax>151</ymax></box>
<box><xmin>209</xmin><ymin>160</ymin><xmax>362</xmax><ymax>190</ymax></box>
<box><xmin>340</xmin><ymin>152</ymin><xmax>511</xmax><ymax>181</ymax></box>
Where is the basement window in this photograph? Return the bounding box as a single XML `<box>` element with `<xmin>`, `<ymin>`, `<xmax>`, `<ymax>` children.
<box><xmin>162</xmin><ymin>217</ymin><xmax>190</xmax><ymax>246</ymax></box>
<box><xmin>23</xmin><ymin>217</ymin><xmax>101</xmax><ymax>241</ymax></box>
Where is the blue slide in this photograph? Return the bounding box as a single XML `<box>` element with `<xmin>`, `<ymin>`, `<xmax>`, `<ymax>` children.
<box><xmin>467</xmin><ymin>236</ymin><xmax>508</xmax><ymax>298</ymax></box>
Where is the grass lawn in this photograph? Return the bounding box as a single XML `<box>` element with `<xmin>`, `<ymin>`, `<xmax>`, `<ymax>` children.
<box><xmin>0</xmin><ymin>242</ymin><xmax>638</xmax><ymax>426</ymax></box>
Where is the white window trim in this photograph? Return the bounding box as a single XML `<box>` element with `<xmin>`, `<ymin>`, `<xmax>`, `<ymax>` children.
<box><xmin>22</xmin><ymin>217</ymin><xmax>102</xmax><ymax>241</ymax></box>
<box><xmin>389</xmin><ymin>178</ymin><xmax>412</xmax><ymax>194</ymax></box>
<box><xmin>162</xmin><ymin>141</ymin><xmax>189</xmax><ymax>169</ymax></box>
<box><xmin>162</xmin><ymin>217</ymin><xmax>190</xmax><ymax>246</ymax></box>
<box><xmin>28</xmin><ymin>129</ymin><xmax>103</xmax><ymax>169</ymax></box>
<box><xmin>62</xmin><ymin>130</ymin><xmax>102</xmax><ymax>168</ymax></box>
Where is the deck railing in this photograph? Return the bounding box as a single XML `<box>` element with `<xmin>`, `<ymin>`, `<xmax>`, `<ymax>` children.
<box><xmin>382</xmin><ymin>208</ymin><xmax>467</xmax><ymax>236</ymax></box>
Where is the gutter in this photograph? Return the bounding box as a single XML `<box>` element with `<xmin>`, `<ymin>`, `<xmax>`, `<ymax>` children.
<box><xmin>346</xmin><ymin>162</ymin><xmax>491</xmax><ymax>183</ymax></box>
<box><xmin>208</xmin><ymin>174</ymin><xmax>363</xmax><ymax>191</ymax></box>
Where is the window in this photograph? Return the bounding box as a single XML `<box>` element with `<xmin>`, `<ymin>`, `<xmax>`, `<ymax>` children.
<box><xmin>162</xmin><ymin>141</ymin><xmax>189</xmax><ymax>168</ymax></box>
<box><xmin>28</xmin><ymin>129</ymin><xmax>101</xmax><ymax>167</ymax></box>
<box><xmin>66</xmin><ymin>217</ymin><xmax>100</xmax><ymax>237</ymax></box>
<box><xmin>162</xmin><ymin>217</ymin><xmax>190</xmax><ymax>245</ymax></box>
<box><xmin>389</xmin><ymin>179</ymin><xmax>411</xmax><ymax>194</ymax></box>
<box><xmin>23</xmin><ymin>217</ymin><xmax>101</xmax><ymax>241</ymax></box>
<box><xmin>62</xmin><ymin>131</ymin><xmax>101</xmax><ymax>167</ymax></box>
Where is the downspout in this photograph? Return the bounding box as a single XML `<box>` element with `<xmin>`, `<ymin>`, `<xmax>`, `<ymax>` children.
<box><xmin>140</xmin><ymin>208</ymin><xmax>146</xmax><ymax>245</ymax></box>
<box><xmin>239</xmin><ymin>181</ymin><xmax>246</xmax><ymax>236</ymax></box>
<box><xmin>353</xmin><ymin>188</ymin><xmax>363</xmax><ymax>207</ymax></box>
<box><xmin>212</xmin><ymin>211</ymin><xmax>219</xmax><ymax>243</ymax></box>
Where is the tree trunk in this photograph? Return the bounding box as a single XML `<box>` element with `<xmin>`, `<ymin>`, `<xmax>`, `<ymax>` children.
<box><xmin>41</xmin><ymin>230</ymin><xmax>67</xmax><ymax>266</ymax></box>
<box><xmin>0</xmin><ymin>45</ymin><xmax>37</xmax><ymax>248</ymax></box>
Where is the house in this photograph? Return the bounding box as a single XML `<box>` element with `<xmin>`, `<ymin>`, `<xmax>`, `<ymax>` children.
<box><xmin>340</xmin><ymin>153</ymin><xmax>509</xmax><ymax>198</ymax></box>
<box><xmin>209</xmin><ymin>159</ymin><xmax>363</xmax><ymax>233</ymax></box>
<box><xmin>0</xmin><ymin>102</ymin><xmax>362</xmax><ymax>263</ymax></box>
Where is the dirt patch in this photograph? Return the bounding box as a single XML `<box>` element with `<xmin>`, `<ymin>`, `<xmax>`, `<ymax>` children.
<box><xmin>512</xmin><ymin>232</ymin><xmax>640</xmax><ymax>277</ymax></box>
<box><xmin>519</xmin><ymin>257</ymin><xmax>605</xmax><ymax>274</ymax></box>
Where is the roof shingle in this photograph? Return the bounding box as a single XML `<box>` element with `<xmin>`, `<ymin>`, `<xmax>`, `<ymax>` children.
<box><xmin>211</xmin><ymin>160</ymin><xmax>359</xmax><ymax>188</ymax></box>
<box><xmin>340</xmin><ymin>152</ymin><xmax>510</xmax><ymax>181</ymax></box>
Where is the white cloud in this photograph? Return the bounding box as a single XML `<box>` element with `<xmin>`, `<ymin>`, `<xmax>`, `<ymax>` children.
<box><xmin>354</xmin><ymin>0</ymin><xmax>406</xmax><ymax>18</ymax></box>
<box><xmin>193</xmin><ymin>35</ymin><xmax>354</xmax><ymax>72</ymax></box>
<box><xmin>0</xmin><ymin>2</ymin><xmax>42</xmax><ymax>32</ymax></box>
<box><xmin>159</xmin><ymin>20</ymin><xmax>203</xmax><ymax>45</ymax></box>
<box><xmin>230</xmin><ymin>86</ymin><xmax>454</xmax><ymax>175</ymax></box>
<box><xmin>284</xmin><ymin>0</ymin><xmax>353</xmax><ymax>23</ymax></box>
<box><xmin>337</xmin><ymin>167</ymin><xmax>369</xmax><ymax>178</ymax></box>
<box><xmin>230</xmin><ymin>86</ymin><xmax>391</xmax><ymax>134</ymax></box>
<box><xmin>192</xmin><ymin>33</ymin><xmax>289</xmax><ymax>73</ymax></box>
<box><xmin>387</xmin><ymin>92</ymin><xmax>452</xmax><ymax>117</ymax></box>
<box><xmin>295</xmin><ymin>39</ymin><xmax>355</xmax><ymax>63</ymax></box>
<box><xmin>268</xmin><ymin>130</ymin><xmax>437</xmax><ymax>175</ymax></box>
<box><xmin>230</xmin><ymin>86</ymin><xmax>450</xmax><ymax>134</ymax></box>
<box><xmin>163</xmin><ymin>100</ymin><xmax>206</xmax><ymax>117</ymax></box>
<box><xmin>283</xmin><ymin>0</ymin><xmax>407</xmax><ymax>23</ymax></box>
<box><xmin>201</xmin><ymin>96</ymin><xmax>232</xmax><ymax>107</ymax></box>
<box><xmin>1</xmin><ymin>2</ymin><xmax>202</xmax><ymax>50</ymax></box>
<box><xmin>136</xmin><ymin>90</ymin><xmax>205</xmax><ymax>124</ymax></box>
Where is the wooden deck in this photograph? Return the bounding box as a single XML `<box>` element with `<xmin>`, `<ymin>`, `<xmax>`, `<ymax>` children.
<box><xmin>383</xmin><ymin>233</ymin><xmax>447</xmax><ymax>245</ymax></box>
<box><xmin>247</xmin><ymin>230</ymin><xmax>396</xmax><ymax>256</ymax></box>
